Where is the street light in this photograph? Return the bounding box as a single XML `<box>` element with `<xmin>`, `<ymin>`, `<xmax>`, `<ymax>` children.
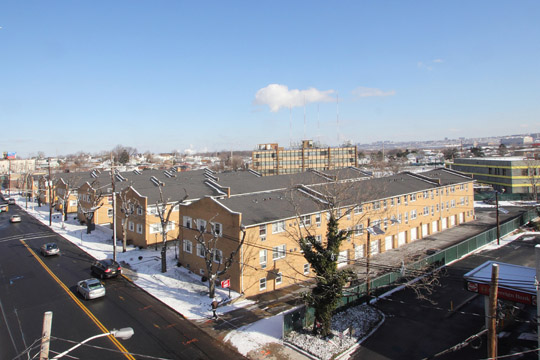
<box><xmin>52</xmin><ymin>328</ymin><xmax>134</xmax><ymax>359</ymax></box>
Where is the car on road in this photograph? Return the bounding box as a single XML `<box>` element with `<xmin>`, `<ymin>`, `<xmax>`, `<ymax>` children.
<box><xmin>91</xmin><ymin>259</ymin><xmax>122</xmax><ymax>279</ymax></box>
<box><xmin>77</xmin><ymin>278</ymin><xmax>106</xmax><ymax>300</ymax></box>
<box><xmin>8</xmin><ymin>198</ymin><xmax>15</xmax><ymax>205</ymax></box>
<box><xmin>40</xmin><ymin>242</ymin><xmax>60</xmax><ymax>256</ymax></box>
<box><xmin>10</xmin><ymin>215</ymin><xmax>21</xmax><ymax>223</ymax></box>
<box><xmin>0</xmin><ymin>204</ymin><xmax>7</xmax><ymax>212</ymax></box>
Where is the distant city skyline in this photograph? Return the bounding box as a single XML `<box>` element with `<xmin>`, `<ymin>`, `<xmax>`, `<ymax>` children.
<box><xmin>1</xmin><ymin>1</ymin><xmax>539</xmax><ymax>158</ymax></box>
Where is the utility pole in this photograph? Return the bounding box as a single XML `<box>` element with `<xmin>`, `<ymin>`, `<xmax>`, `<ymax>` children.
<box><xmin>496</xmin><ymin>191</ymin><xmax>500</xmax><ymax>245</ymax></box>
<box><xmin>488</xmin><ymin>263</ymin><xmax>499</xmax><ymax>359</ymax></box>
<box><xmin>535</xmin><ymin>245</ymin><xmax>540</xmax><ymax>360</ymax></box>
<box><xmin>366</xmin><ymin>218</ymin><xmax>371</xmax><ymax>299</ymax></box>
<box><xmin>110</xmin><ymin>154</ymin><xmax>117</xmax><ymax>263</ymax></box>
<box><xmin>48</xmin><ymin>158</ymin><xmax>52</xmax><ymax>226</ymax></box>
<box><xmin>39</xmin><ymin>311</ymin><xmax>52</xmax><ymax>360</ymax></box>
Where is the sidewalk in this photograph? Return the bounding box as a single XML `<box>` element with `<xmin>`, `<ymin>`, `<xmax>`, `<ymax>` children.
<box><xmin>195</xmin><ymin>206</ymin><xmax>533</xmax><ymax>359</ymax></box>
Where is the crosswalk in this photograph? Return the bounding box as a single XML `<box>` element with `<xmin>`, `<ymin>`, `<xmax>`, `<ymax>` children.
<box><xmin>0</xmin><ymin>231</ymin><xmax>57</xmax><ymax>243</ymax></box>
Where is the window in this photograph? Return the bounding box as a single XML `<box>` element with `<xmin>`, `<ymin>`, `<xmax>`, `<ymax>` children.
<box><xmin>212</xmin><ymin>222</ymin><xmax>222</xmax><ymax>236</ymax></box>
<box><xmin>383</xmin><ymin>218</ymin><xmax>388</xmax><ymax>230</ymax></box>
<box><xmin>197</xmin><ymin>219</ymin><xmax>207</xmax><ymax>232</ymax></box>
<box><xmin>108</xmin><ymin>208</ymin><xmax>113</xmax><ymax>217</ymax></box>
<box><xmin>137</xmin><ymin>206</ymin><xmax>143</xmax><ymax>216</ymax></box>
<box><xmin>461</xmin><ymin>197</ymin><xmax>465</xmax><ymax>206</ymax></box>
<box><xmin>108</xmin><ymin>196</ymin><xmax>113</xmax><ymax>204</ymax></box>
<box><xmin>383</xmin><ymin>200</ymin><xmax>387</xmax><ymax>209</ymax></box>
<box><xmin>149</xmin><ymin>223</ymin><xmax>160</xmax><ymax>234</ymax></box>
<box><xmin>136</xmin><ymin>223</ymin><xmax>143</xmax><ymax>234</ymax></box>
<box><xmin>423</xmin><ymin>206</ymin><xmax>429</xmax><ymax>216</ymax></box>
<box><xmin>390</xmin><ymin>198</ymin><xmax>395</xmax><ymax>206</ymax></box>
<box><xmin>69</xmin><ymin>200</ymin><xmax>77</xmax><ymax>207</ymax></box>
<box><xmin>303</xmin><ymin>263</ymin><xmax>310</xmax><ymax>275</ymax></box>
<box><xmin>315</xmin><ymin>235</ymin><xmax>322</xmax><ymax>243</ymax></box>
<box><xmin>404</xmin><ymin>212</ymin><xmax>409</xmax><ymax>224</ymax></box>
<box><xmin>197</xmin><ymin>244</ymin><xmax>205</xmax><ymax>257</ymax></box>
<box><xmin>404</xmin><ymin>196</ymin><xmax>408</xmax><ymax>205</ymax></box>
<box><xmin>354</xmin><ymin>205</ymin><xmax>363</xmax><ymax>214</ymax></box>
<box><xmin>431</xmin><ymin>206</ymin><xmax>434</xmax><ymax>216</ymax></box>
<box><xmin>451</xmin><ymin>200</ymin><xmax>456</xmax><ymax>208</ymax></box>
<box><xmin>183</xmin><ymin>240</ymin><xmax>192</xmax><ymax>254</ymax></box>
<box><xmin>172</xmin><ymin>204</ymin><xmax>180</xmax><ymax>212</ymax></box>
<box><xmin>275</xmin><ymin>272</ymin><xmax>282</xmax><ymax>285</ymax></box>
<box><xmin>300</xmin><ymin>215</ymin><xmax>311</xmax><ymax>227</ymax></box>
<box><xmin>213</xmin><ymin>249</ymin><xmax>223</xmax><ymax>264</ymax></box>
<box><xmin>423</xmin><ymin>191</ymin><xmax>428</xmax><ymax>199</ymax></box>
<box><xmin>397</xmin><ymin>197</ymin><xmax>401</xmax><ymax>205</ymax></box>
<box><xmin>272</xmin><ymin>245</ymin><xmax>286</xmax><ymax>260</ymax></box>
<box><xmin>147</xmin><ymin>206</ymin><xmax>158</xmax><ymax>215</ymax></box>
<box><xmin>373</xmin><ymin>201</ymin><xmax>380</xmax><ymax>210</ymax></box>
<box><xmin>410</xmin><ymin>193</ymin><xmax>416</xmax><ymax>201</ymax></box>
<box><xmin>128</xmin><ymin>221</ymin><xmax>134</xmax><ymax>231</ymax></box>
<box><xmin>411</xmin><ymin>210</ymin><xmax>417</xmax><ymax>220</ymax></box>
<box><xmin>259</xmin><ymin>225</ymin><xmax>266</xmax><ymax>240</ymax></box>
<box><xmin>259</xmin><ymin>249</ymin><xmax>267</xmax><ymax>269</ymax></box>
<box><xmin>354</xmin><ymin>224</ymin><xmax>364</xmax><ymax>236</ymax></box>
<box><xmin>436</xmin><ymin>204</ymin><xmax>439</xmax><ymax>212</ymax></box>
<box><xmin>259</xmin><ymin>278</ymin><xmax>267</xmax><ymax>291</ymax></box>
<box><xmin>315</xmin><ymin>213</ymin><xmax>321</xmax><ymax>226</ymax></box>
<box><xmin>272</xmin><ymin>221</ymin><xmax>285</xmax><ymax>234</ymax></box>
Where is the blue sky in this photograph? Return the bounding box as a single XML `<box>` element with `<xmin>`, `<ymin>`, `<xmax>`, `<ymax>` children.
<box><xmin>1</xmin><ymin>1</ymin><xmax>539</xmax><ymax>158</ymax></box>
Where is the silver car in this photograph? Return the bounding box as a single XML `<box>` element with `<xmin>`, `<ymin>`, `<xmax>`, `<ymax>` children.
<box><xmin>77</xmin><ymin>278</ymin><xmax>106</xmax><ymax>300</ymax></box>
<box><xmin>10</xmin><ymin>215</ymin><xmax>21</xmax><ymax>223</ymax></box>
<box><xmin>40</xmin><ymin>243</ymin><xmax>60</xmax><ymax>256</ymax></box>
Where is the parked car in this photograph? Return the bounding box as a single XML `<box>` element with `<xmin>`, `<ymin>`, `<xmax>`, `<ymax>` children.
<box><xmin>10</xmin><ymin>215</ymin><xmax>21</xmax><ymax>223</ymax></box>
<box><xmin>77</xmin><ymin>278</ymin><xmax>106</xmax><ymax>300</ymax></box>
<box><xmin>0</xmin><ymin>204</ymin><xmax>7</xmax><ymax>212</ymax></box>
<box><xmin>41</xmin><ymin>243</ymin><xmax>60</xmax><ymax>256</ymax></box>
<box><xmin>91</xmin><ymin>259</ymin><xmax>122</xmax><ymax>279</ymax></box>
<box><xmin>8</xmin><ymin>198</ymin><xmax>15</xmax><ymax>205</ymax></box>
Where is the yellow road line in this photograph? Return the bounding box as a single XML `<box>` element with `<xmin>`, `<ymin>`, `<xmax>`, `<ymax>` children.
<box><xmin>20</xmin><ymin>240</ymin><xmax>135</xmax><ymax>359</ymax></box>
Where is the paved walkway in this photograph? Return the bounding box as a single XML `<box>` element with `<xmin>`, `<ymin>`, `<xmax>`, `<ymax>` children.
<box><xmin>195</xmin><ymin>206</ymin><xmax>534</xmax><ymax>359</ymax></box>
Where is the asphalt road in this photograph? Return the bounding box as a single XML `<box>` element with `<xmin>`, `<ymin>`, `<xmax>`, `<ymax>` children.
<box><xmin>0</xmin><ymin>204</ymin><xmax>242</xmax><ymax>360</ymax></box>
<box><xmin>351</xmin><ymin>232</ymin><xmax>539</xmax><ymax>360</ymax></box>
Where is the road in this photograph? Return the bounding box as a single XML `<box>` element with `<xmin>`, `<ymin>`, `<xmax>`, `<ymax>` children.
<box><xmin>0</xmin><ymin>204</ymin><xmax>242</xmax><ymax>360</ymax></box>
<box><xmin>351</xmin><ymin>232</ymin><xmax>539</xmax><ymax>360</ymax></box>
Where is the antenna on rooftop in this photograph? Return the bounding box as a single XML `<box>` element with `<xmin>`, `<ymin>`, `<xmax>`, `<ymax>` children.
<box><xmin>336</xmin><ymin>91</ymin><xmax>340</xmax><ymax>144</ymax></box>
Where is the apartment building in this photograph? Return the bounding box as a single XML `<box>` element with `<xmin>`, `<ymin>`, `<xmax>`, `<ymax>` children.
<box><xmin>450</xmin><ymin>157</ymin><xmax>540</xmax><ymax>194</ymax></box>
<box><xmin>251</xmin><ymin>140</ymin><xmax>358</xmax><ymax>176</ymax></box>
<box><xmin>114</xmin><ymin>167</ymin><xmax>474</xmax><ymax>297</ymax></box>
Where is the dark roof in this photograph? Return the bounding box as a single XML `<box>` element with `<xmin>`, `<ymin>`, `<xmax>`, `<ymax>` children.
<box><xmin>215</xmin><ymin>170</ymin><xmax>473</xmax><ymax>226</ymax></box>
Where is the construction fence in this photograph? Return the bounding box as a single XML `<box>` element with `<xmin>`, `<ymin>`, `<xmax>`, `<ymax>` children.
<box><xmin>283</xmin><ymin>207</ymin><xmax>539</xmax><ymax>336</ymax></box>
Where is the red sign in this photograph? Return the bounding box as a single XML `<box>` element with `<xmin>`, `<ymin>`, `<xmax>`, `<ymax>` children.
<box><xmin>221</xmin><ymin>279</ymin><xmax>230</xmax><ymax>288</ymax></box>
<box><xmin>466</xmin><ymin>281</ymin><xmax>536</xmax><ymax>306</ymax></box>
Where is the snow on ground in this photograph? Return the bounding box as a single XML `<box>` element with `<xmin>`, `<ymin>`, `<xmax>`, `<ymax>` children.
<box><xmin>11</xmin><ymin>196</ymin><xmax>537</xmax><ymax>359</ymax></box>
<box><xmin>12</xmin><ymin>196</ymin><xmax>252</xmax><ymax>320</ymax></box>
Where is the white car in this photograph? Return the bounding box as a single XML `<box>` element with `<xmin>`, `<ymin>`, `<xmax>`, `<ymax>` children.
<box><xmin>77</xmin><ymin>278</ymin><xmax>106</xmax><ymax>300</ymax></box>
<box><xmin>10</xmin><ymin>215</ymin><xmax>21</xmax><ymax>223</ymax></box>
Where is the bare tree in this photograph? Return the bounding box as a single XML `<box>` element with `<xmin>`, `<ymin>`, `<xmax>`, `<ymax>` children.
<box><xmin>117</xmin><ymin>188</ymin><xmax>139</xmax><ymax>252</ymax></box>
<box><xmin>78</xmin><ymin>180</ymin><xmax>105</xmax><ymax>234</ymax></box>
<box><xmin>154</xmin><ymin>186</ymin><xmax>188</xmax><ymax>273</ymax></box>
<box><xmin>55</xmin><ymin>176</ymin><xmax>81</xmax><ymax>228</ymax></box>
<box><xmin>193</xmin><ymin>219</ymin><xmax>246</xmax><ymax>298</ymax></box>
<box><xmin>523</xmin><ymin>159</ymin><xmax>540</xmax><ymax>202</ymax></box>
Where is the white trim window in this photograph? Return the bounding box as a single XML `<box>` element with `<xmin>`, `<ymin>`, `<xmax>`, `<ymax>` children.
<box><xmin>196</xmin><ymin>244</ymin><xmax>205</xmax><ymax>257</ymax></box>
<box><xmin>272</xmin><ymin>220</ymin><xmax>285</xmax><ymax>234</ymax></box>
<box><xmin>303</xmin><ymin>263</ymin><xmax>310</xmax><ymax>275</ymax></box>
<box><xmin>423</xmin><ymin>206</ymin><xmax>429</xmax><ymax>216</ymax></box>
<box><xmin>172</xmin><ymin>204</ymin><xmax>180</xmax><ymax>212</ymax></box>
<box><xmin>315</xmin><ymin>213</ymin><xmax>321</xmax><ymax>226</ymax></box>
<box><xmin>108</xmin><ymin>208</ymin><xmax>114</xmax><ymax>217</ymax></box>
<box><xmin>272</xmin><ymin>244</ymin><xmax>286</xmax><ymax>260</ymax></box>
<box><xmin>275</xmin><ymin>272</ymin><xmax>282</xmax><ymax>285</ymax></box>
<box><xmin>211</xmin><ymin>222</ymin><xmax>222</xmax><ymax>236</ymax></box>
<box><xmin>354</xmin><ymin>224</ymin><xmax>364</xmax><ymax>236</ymax></box>
<box><xmin>259</xmin><ymin>249</ymin><xmax>267</xmax><ymax>269</ymax></box>
<box><xmin>128</xmin><ymin>221</ymin><xmax>134</xmax><ymax>232</ymax></box>
<box><xmin>300</xmin><ymin>215</ymin><xmax>311</xmax><ymax>227</ymax></box>
<box><xmin>197</xmin><ymin>219</ymin><xmax>207</xmax><ymax>232</ymax></box>
<box><xmin>259</xmin><ymin>277</ymin><xmax>267</xmax><ymax>291</ymax></box>
<box><xmin>108</xmin><ymin>196</ymin><xmax>113</xmax><ymax>204</ymax></box>
<box><xmin>411</xmin><ymin>210</ymin><xmax>417</xmax><ymax>220</ymax></box>
<box><xmin>183</xmin><ymin>240</ymin><xmax>192</xmax><ymax>254</ymax></box>
<box><xmin>213</xmin><ymin>249</ymin><xmax>223</xmax><ymax>264</ymax></box>
<box><xmin>259</xmin><ymin>225</ymin><xmax>266</xmax><ymax>241</ymax></box>
<box><xmin>149</xmin><ymin>223</ymin><xmax>161</xmax><ymax>234</ymax></box>
<box><xmin>354</xmin><ymin>205</ymin><xmax>363</xmax><ymax>214</ymax></box>
<box><xmin>147</xmin><ymin>206</ymin><xmax>159</xmax><ymax>215</ymax></box>
<box><xmin>69</xmin><ymin>200</ymin><xmax>77</xmax><ymax>207</ymax></box>
<box><xmin>315</xmin><ymin>235</ymin><xmax>322</xmax><ymax>243</ymax></box>
<box><xmin>136</xmin><ymin>223</ymin><xmax>143</xmax><ymax>234</ymax></box>
<box><xmin>137</xmin><ymin>206</ymin><xmax>143</xmax><ymax>216</ymax></box>
<box><xmin>183</xmin><ymin>216</ymin><xmax>192</xmax><ymax>229</ymax></box>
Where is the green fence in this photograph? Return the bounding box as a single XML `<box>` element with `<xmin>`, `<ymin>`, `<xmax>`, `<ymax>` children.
<box><xmin>283</xmin><ymin>207</ymin><xmax>538</xmax><ymax>335</ymax></box>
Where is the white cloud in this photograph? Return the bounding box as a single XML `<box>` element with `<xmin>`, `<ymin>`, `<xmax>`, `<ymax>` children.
<box><xmin>254</xmin><ymin>84</ymin><xmax>335</xmax><ymax>112</ymax></box>
<box><xmin>352</xmin><ymin>86</ymin><xmax>396</xmax><ymax>98</ymax></box>
<box><xmin>433</xmin><ymin>59</ymin><xmax>444</xmax><ymax>63</ymax></box>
